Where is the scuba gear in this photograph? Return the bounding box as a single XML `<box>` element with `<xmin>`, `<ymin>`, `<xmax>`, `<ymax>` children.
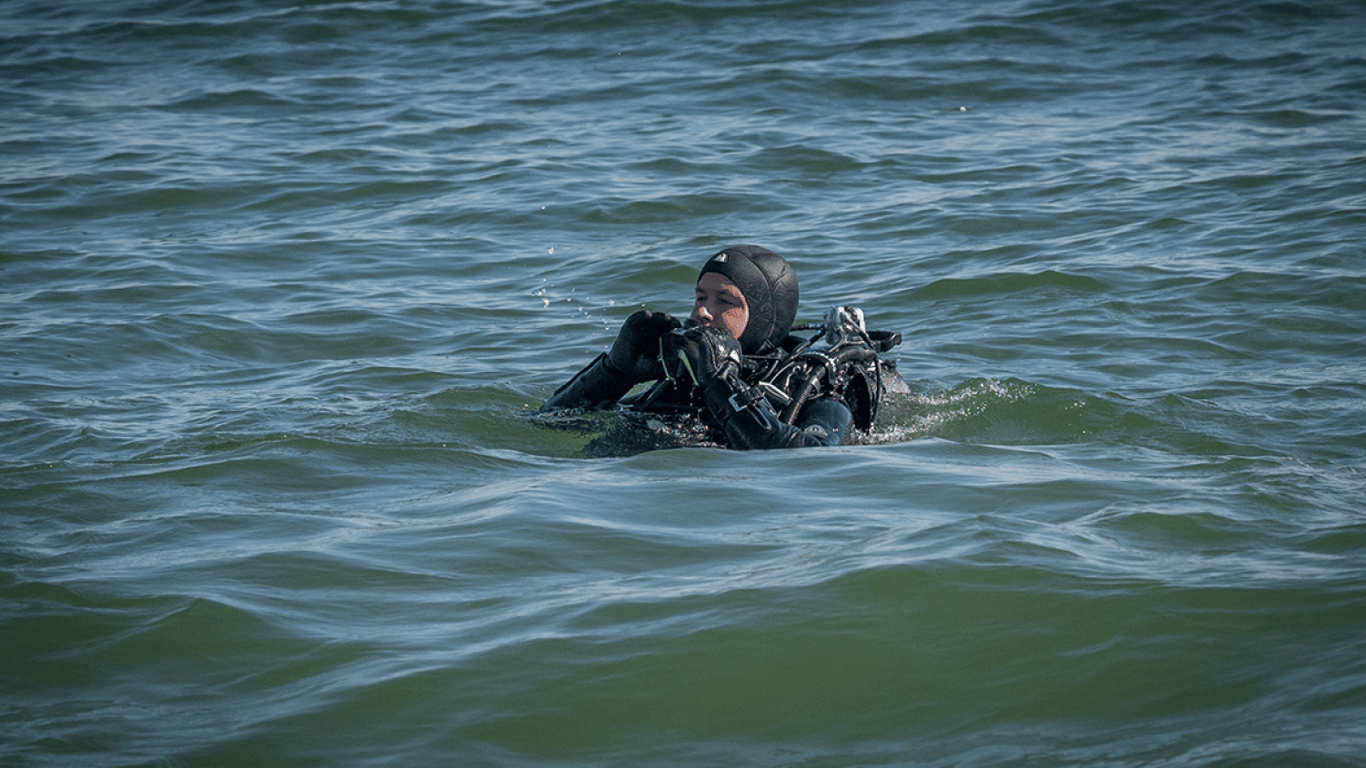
<box><xmin>543</xmin><ymin>302</ymin><xmax>904</xmax><ymax>450</ymax></box>
<box><xmin>539</xmin><ymin>243</ymin><xmax>906</xmax><ymax>450</ymax></box>
<box><xmin>658</xmin><ymin>322</ymin><xmax>841</xmax><ymax>448</ymax></box>
<box><xmin>698</xmin><ymin>369</ymin><xmax>850</xmax><ymax>450</ymax></box>
<box><xmin>757</xmin><ymin>305</ymin><xmax>903</xmax><ymax>432</ymax></box>
<box><xmin>652</xmin><ymin>304</ymin><xmax>907</xmax><ymax>448</ymax></box>
<box><xmin>696</xmin><ymin>246</ymin><xmax>798</xmax><ymax>356</ymax></box>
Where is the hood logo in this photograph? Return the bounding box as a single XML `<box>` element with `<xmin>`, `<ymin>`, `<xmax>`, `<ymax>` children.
<box><xmin>714</xmin><ymin>253</ymin><xmax>727</xmax><ymax>263</ymax></box>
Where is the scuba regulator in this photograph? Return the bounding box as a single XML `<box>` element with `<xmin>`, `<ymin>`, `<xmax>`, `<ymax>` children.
<box><xmin>764</xmin><ymin>305</ymin><xmax>902</xmax><ymax>431</ymax></box>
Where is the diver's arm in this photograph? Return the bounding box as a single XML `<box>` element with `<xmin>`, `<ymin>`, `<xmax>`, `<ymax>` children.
<box><xmin>540</xmin><ymin>310</ymin><xmax>681</xmax><ymax>411</ymax></box>
<box><xmin>701</xmin><ymin>376</ymin><xmax>849</xmax><ymax>449</ymax></box>
<box><xmin>540</xmin><ymin>352</ymin><xmax>637</xmax><ymax>411</ymax></box>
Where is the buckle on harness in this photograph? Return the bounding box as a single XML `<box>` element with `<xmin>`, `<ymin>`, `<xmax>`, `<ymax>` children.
<box><xmin>727</xmin><ymin>386</ymin><xmax>766</xmax><ymax>414</ymax></box>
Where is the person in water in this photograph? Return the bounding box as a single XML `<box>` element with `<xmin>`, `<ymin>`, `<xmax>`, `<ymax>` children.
<box><xmin>540</xmin><ymin>245</ymin><xmax>901</xmax><ymax>449</ymax></box>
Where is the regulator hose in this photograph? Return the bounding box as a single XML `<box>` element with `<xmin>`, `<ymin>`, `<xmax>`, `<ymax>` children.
<box><xmin>776</xmin><ymin>344</ymin><xmax>878</xmax><ymax>424</ymax></box>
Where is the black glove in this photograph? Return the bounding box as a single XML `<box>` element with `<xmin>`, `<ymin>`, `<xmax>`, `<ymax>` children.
<box><xmin>606</xmin><ymin>310</ymin><xmax>682</xmax><ymax>383</ymax></box>
<box><xmin>660</xmin><ymin>326</ymin><xmax>742</xmax><ymax>386</ymax></box>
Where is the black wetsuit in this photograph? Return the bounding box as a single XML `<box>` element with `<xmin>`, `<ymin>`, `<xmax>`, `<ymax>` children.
<box><xmin>539</xmin><ymin>245</ymin><xmax>900</xmax><ymax>451</ymax></box>
<box><xmin>541</xmin><ymin>327</ymin><xmax>899</xmax><ymax>450</ymax></box>
<box><xmin>619</xmin><ymin>339</ymin><xmax>852</xmax><ymax>448</ymax></box>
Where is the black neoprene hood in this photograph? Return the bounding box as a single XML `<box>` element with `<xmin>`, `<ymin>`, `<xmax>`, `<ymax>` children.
<box><xmin>697</xmin><ymin>245</ymin><xmax>799</xmax><ymax>355</ymax></box>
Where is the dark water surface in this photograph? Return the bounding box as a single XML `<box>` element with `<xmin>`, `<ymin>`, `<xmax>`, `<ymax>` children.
<box><xmin>3</xmin><ymin>0</ymin><xmax>1365</xmax><ymax>765</ymax></box>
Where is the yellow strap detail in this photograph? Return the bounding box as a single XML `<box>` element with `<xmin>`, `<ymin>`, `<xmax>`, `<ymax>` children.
<box><xmin>678</xmin><ymin>350</ymin><xmax>698</xmax><ymax>386</ymax></box>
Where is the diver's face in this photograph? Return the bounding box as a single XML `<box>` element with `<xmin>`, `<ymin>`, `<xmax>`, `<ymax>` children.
<box><xmin>691</xmin><ymin>272</ymin><xmax>749</xmax><ymax>341</ymax></box>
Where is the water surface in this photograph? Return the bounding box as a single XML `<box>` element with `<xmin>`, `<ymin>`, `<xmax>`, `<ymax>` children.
<box><xmin>2</xmin><ymin>0</ymin><xmax>1364</xmax><ymax>765</ymax></box>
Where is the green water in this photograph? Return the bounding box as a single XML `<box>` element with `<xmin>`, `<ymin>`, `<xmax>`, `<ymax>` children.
<box><xmin>2</xmin><ymin>0</ymin><xmax>1364</xmax><ymax>765</ymax></box>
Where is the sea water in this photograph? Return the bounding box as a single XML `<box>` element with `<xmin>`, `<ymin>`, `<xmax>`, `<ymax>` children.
<box><xmin>2</xmin><ymin>0</ymin><xmax>1364</xmax><ymax>765</ymax></box>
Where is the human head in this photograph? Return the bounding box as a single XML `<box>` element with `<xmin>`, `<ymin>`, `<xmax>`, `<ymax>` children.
<box><xmin>692</xmin><ymin>271</ymin><xmax>750</xmax><ymax>344</ymax></box>
<box><xmin>691</xmin><ymin>245</ymin><xmax>798</xmax><ymax>355</ymax></box>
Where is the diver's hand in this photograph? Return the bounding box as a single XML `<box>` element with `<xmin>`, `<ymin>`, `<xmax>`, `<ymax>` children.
<box><xmin>661</xmin><ymin>326</ymin><xmax>742</xmax><ymax>385</ymax></box>
<box><xmin>606</xmin><ymin>310</ymin><xmax>682</xmax><ymax>383</ymax></box>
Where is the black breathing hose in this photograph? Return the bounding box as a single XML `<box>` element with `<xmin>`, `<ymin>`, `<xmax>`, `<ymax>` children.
<box><xmin>776</xmin><ymin>344</ymin><xmax>878</xmax><ymax>424</ymax></box>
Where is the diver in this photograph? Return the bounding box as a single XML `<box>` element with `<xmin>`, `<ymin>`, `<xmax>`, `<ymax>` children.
<box><xmin>540</xmin><ymin>245</ymin><xmax>904</xmax><ymax>450</ymax></box>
